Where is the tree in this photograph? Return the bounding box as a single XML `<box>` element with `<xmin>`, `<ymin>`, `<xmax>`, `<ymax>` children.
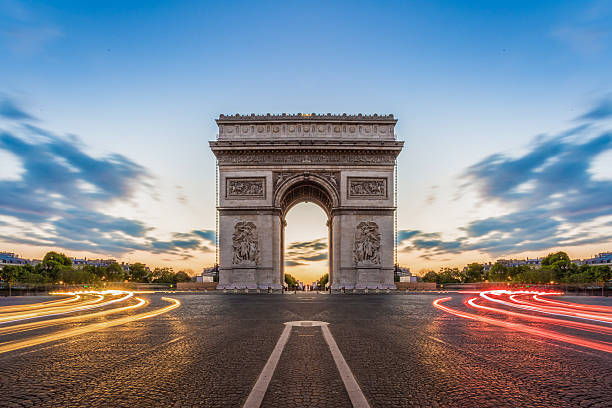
<box><xmin>128</xmin><ymin>263</ymin><xmax>150</xmax><ymax>282</ymax></box>
<box><xmin>175</xmin><ymin>271</ymin><xmax>192</xmax><ymax>283</ymax></box>
<box><xmin>422</xmin><ymin>270</ymin><xmax>438</xmax><ymax>283</ymax></box>
<box><xmin>41</xmin><ymin>251</ymin><xmax>72</xmax><ymax>281</ymax></box>
<box><xmin>438</xmin><ymin>267</ymin><xmax>462</xmax><ymax>284</ymax></box>
<box><xmin>151</xmin><ymin>267</ymin><xmax>176</xmax><ymax>284</ymax></box>
<box><xmin>42</xmin><ymin>251</ymin><xmax>72</xmax><ymax>266</ymax></box>
<box><xmin>541</xmin><ymin>252</ymin><xmax>570</xmax><ymax>266</ymax></box>
<box><xmin>284</xmin><ymin>273</ymin><xmax>297</xmax><ymax>288</ymax></box>
<box><xmin>540</xmin><ymin>251</ymin><xmax>576</xmax><ymax>282</ymax></box>
<box><xmin>0</xmin><ymin>265</ymin><xmax>19</xmax><ymax>296</ymax></box>
<box><xmin>487</xmin><ymin>263</ymin><xmax>508</xmax><ymax>282</ymax></box>
<box><xmin>317</xmin><ymin>273</ymin><xmax>329</xmax><ymax>288</ymax></box>
<box><xmin>105</xmin><ymin>263</ymin><xmax>125</xmax><ymax>282</ymax></box>
<box><xmin>464</xmin><ymin>263</ymin><xmax>484</xmax><ymax>282</ymax></box>
<box><xmin>591</xmin><ymin>265</ymin><xmax>611</xmax><ymax>283</ymax></box>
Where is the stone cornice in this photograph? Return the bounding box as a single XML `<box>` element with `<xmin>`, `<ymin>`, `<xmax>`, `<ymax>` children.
<box><xmin>210</xmin><ymin>140</ymin><xmax>404</xmax><ymax>152</ymax></box>
<box><xmin>217</xmin><ymin>113</ymin><xmax>397</xmax><ymax>124</ymax></box>
<box><xmin>211</xmin><ymin>148</ymin><xmax>401</xmax><ymax>166</ymax></box>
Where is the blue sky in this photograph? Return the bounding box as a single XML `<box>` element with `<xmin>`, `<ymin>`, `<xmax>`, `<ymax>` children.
<box><xmin>1</xmin><ymin>0</ymin><xmax>611</xmax><ymax>278</ymax></box>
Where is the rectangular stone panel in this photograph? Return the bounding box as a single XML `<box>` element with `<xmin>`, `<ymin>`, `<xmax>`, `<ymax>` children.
<box><xmin>347</xmin><ymin>177</ymin><xmax>387</xmax><ymax>199</ymax></box>
<box><xmin>225</xmin><ymin>177</ymin><xmax>266</xmax><ymax>199</ymax></box>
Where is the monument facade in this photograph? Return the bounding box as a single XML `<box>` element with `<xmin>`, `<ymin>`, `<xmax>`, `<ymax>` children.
<box><xmin>209</xmin><ymin>113</ymin><xmax>403</xmax><ymax>290</ymax></box>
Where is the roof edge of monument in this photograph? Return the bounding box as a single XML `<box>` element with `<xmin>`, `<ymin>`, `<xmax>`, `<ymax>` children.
<box><xmin>216</xmin><ymin>113</ymin><xmax>397</xmax><ymax>123</ymax></box>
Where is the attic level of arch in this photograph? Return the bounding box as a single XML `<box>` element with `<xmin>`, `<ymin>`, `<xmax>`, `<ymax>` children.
<box><xmin>217</xmin><ymin>112</ymin><xmax>397</xmax><ymax>122</ymax></box>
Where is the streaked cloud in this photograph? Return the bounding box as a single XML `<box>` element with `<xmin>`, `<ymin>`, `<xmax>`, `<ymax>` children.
<box><xmin>285</xmin><ymin>237</ymin><xmax>327</xmax><ymax>266</ymax></box>
<box><xmin>0</xmin><ymin>96</ymin><xmax>35</xmax><ymax>121</ymax></box>
<box><xmin>551</xmin><ymin>2</ymin><xmax>612</xmax><ymax>54</ymax></box>
<box><xmin>0</xmin><ymin>0</ymin><xmax>62</xmax><ymax>55</ymax></box>
<box><xmin>399</xmin><ymin>97</ymin><xmax>612</xmax><ymax>258</ymax></box>
<box><xmin>0</xmin><ymin>95</ymin><xmax>214</xmax><ymax>258</ymax></box>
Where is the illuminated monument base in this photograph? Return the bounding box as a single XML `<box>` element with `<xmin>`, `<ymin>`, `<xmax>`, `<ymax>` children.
<box><xmin>209</xmin><ymin>113</ymin><xmax>403</xmax><ymax>291</ymax></box>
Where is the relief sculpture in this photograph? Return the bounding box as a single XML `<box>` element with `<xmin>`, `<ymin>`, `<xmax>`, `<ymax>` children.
<box><xmin>226</xmin><ymin>178</ymin><xmax>265</xmax><ymax>198</ymax></box>
<box><xmin>232</xmin><ymin>221</ymin><xmax>258</xmax><ymax>265</ymax></box>
<box><xmin>353</xmin><ymin>221</ymin><xmax>381</xmax><ymax>265</ymax></box>
<box><xmin>348</xmin><ymin>178</ymin><xmax>387</xmax><ymax>198</ymax></box>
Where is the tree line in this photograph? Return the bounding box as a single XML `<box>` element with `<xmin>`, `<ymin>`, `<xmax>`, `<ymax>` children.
<box><xmin>0</xmin><ymin>251</ymin><xmax>193</xmax><ymax>285</ymax></box>
<box><xmin>421</xmin><ymin>252</ymin><xmax>611</xmax><ymax>285</ymax></box>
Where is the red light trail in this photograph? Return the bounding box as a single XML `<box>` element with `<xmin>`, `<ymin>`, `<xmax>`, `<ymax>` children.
<box><xmin>433</xmin><ymin>291</ymin><xmax>612</xmax><ymax>354</ymax></box>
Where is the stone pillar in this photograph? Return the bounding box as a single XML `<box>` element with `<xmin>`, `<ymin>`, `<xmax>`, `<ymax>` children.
<box><xmin>217</xmin><ymin>210</ymin><xmax>283</xmax><ymax>290</ymax></box>
<box><xmin>327</xmin><ymin>218</ymin><xmax>333</xmax><ymax>288</ymax></box>
<box><xmin>331</xmin><ymin>210</ymin><xmax>395</xmax><ymax>290</ymax></box>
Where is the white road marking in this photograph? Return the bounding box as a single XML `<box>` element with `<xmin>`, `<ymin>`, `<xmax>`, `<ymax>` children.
<box><xmin>243</xmin><ymin>324</ymin><xmax>292</xmax><ymax>408</ymax></box>
<box><xmin>321</xmin><ymin>324</ymin><xmax>371</xmax><ymax>408</ymax></box>
<box><xmin>243</xmin><ymin>320</ymin><xmax>370</xmax><ymax>408</ymax></box>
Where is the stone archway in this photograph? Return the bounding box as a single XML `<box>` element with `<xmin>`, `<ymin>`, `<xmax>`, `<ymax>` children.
<box><xmin>275</xmin><ymin>175</ymin><xmax>337</xmax><ymax>287</ymax></box>
<box><xmin>210</xmin><ymin>113</ymin><xmax>403</xmax><ymax>291</ymax></box>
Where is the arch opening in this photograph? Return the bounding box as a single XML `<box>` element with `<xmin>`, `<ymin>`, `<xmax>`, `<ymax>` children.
<box><xmin>284</xmin><ymin>202</ymin><xmax>329</xmax><ymax>290</ymax></box>
<box><xmin>277</xmin><ymin>178</ymin><xmax>335</xmax><ymax>290</ymax></box>
<box><xmin>278</xmin><ymin>180</ymin><xmax>334</xmax><ymax>218</ymax></box>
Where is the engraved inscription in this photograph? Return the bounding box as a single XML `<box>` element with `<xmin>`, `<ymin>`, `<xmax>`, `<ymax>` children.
<box><xmin>348</xmin><ymin>178</ymin><xmax>387</xmax><ymax>198</ymax></box>
<box><xmin>226</xmin><ymin>177</ymin><xmax>265</xmax><ymax>199</ymax></box>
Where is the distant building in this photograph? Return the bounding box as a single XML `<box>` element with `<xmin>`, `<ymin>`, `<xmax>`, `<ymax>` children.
<box><xmin>576</xmin><ymin>252</ymin><xmax>612</xmax><ymax>266</ymax></box>
<box><xmin>0</xmin><ymin>252</ymin><xmax>31</xmax><ymax>268</ymax></box>
<box><xmin>196</xmin><ymin>266</ymin><xmax>217</xmax><ymax>282</ymax></box>
<box><xmin>395</xmin><ymin>265</ymin><xmax>417</xmax><ymax>282</ymax></box>
<box><xmin>71</xmin><ymin>258</ymin><xmax>117</xmax><ymax>268</ymax></box>
<box><xmin>495</xmin><ymin>258</ymin><xmax>542</xmax><ymax>268</ymax></box>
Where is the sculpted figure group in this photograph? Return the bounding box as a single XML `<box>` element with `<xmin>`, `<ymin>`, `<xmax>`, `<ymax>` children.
<box><xmin>232</xmin><ymin>221</ymin><xmax>259</xmax><ymax>264</ymax></box>
<box><xmin>354</xmin><ymin>221</ymin><xmax>381</xmax><ymax>265</ymax></box>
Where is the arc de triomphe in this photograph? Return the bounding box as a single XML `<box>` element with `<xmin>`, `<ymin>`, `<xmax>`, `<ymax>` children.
<box><xmin>209</xmin><ymin>113</ymin><xmax>403</xmax><ymax>290</ymax></box>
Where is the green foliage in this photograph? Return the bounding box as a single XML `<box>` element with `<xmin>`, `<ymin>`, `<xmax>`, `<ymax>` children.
<box><xmin>151</xmin><ymin>267</ymin><xmax>176</xmax><ymax>284</ymax></box>
<box><xmin>487</xmin><ymin>263</ymin><xmax>508</xmax><ymax>282</ymax></box>
<box><xmin>174</xmin><ymin>271</ymin><xmax>192</xmax><ymax>283</ymax></box>
<box><xmin>42</xmin><ymin>251</ymin><xmax>72</xmax><ymax>266</ymax></box>
<box><xmin>317</xmin><ymin>273</ymin><xmax>329</xmax><ymax>287</ymax></box>
<box><xmin>284</xmin><ymin>273</ymin><xmax>298</xmax><ymax>287</ymax></box>
<box><xmin>438</xmin><ymin>267</ymin><xmax>462</xmax><ymax>284</ymax></box>
<box><xmin>464</xmin><ymin>263</ymin><xmax>485</xmax><ymax>282</ymax></box>
<box><xmin>418</xmin><ymin>259</ymin><xmax>611</xmax><ymax>285</ymax></box>
<box><xmin>41</xmin><ymin>251</ymin><xmax>72</xmax><ymax>281</ymax></box>
<box><xmin>105</xmin><ymin>262</ymin><xmax>125</xmax><ymax>282</ymax></box>
<box><xmin>128</xmin><ymin>263</ymin><xmax>149</xmax><ymax>282</ymax></box>
<box><xmin>421</xmin><ymin>270</ymin><xmax>438</xmax><ymax>283</ymax></box>
<box><xmin>0</xmin><ymin>252</ymin><xmax>192</xmax><ymax>287</ymax></box>
<box><xmin>541</xmin><ymin>252</ymin><xmax>570</xmax><ymax>266</ymax></box>
<box><xmin>58</xmin><ymin>268</ymin><xmax>99</xmax><ymax>284</ymax></box>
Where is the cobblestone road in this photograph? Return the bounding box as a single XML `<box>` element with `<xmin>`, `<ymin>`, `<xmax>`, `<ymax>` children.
<box><xmin>0</xmin><ymin>293</ymin><xmax>610</xmax><ymax>407</ymax></box>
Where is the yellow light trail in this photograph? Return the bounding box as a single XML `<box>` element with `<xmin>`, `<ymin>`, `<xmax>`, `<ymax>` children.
<box><xmin>0</xmin><ymin>294</ymin><xmax>105</xmax><ymax>323</ymax></box>
<box><xmin>0</xmin><ymin>297</ymin><xmax>148</xmax><ymax>336</ymax></box>
<box><xmin>0</xmin><ymin>295</ymin><xmax>80</xmax><ymax>313</ymax></box>
<box><xmin>0</xmin><ymin>297</ymin><xmax>181</xmax><ymax>354</ymax></box>
<box><xmin>0</xmin><ymin>291</ymin><xmax>134</xmax><ymax>324</ymax></box>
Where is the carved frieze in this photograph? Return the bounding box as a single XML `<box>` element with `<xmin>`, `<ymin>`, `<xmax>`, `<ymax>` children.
<box><xmin>232</xmin><ymin>221</ymin><xmax>259</xmax><ymax>265</ymax></box>
<box><xmin>347</xmin><ymin>177</ymin><xmax>387</xmax><ymax>199</ymax></box>
<box><xmin>273</xmin><ymin>171</ymin><xmax>340</xmax><ymax>191</ymax></box>
<box><xmin>354</xmin><ymin>221</ymin><xmax>381</xmax><ymax>265</ymax></box>
<box><xmin>217</xmin><ymin>153</ymin><xmax>397</xmax><ymax>166</ymax></box>
<box><xmin>226</xmin><ymin>177</ymin><xmax>266</xmax><ymax>199</ymax></box>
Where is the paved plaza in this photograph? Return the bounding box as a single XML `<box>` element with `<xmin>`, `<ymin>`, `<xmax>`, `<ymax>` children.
<box><xmin>1</xmin><ymin>293</ymin><xmax>611</xmax><ymax>407</ymax></box>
